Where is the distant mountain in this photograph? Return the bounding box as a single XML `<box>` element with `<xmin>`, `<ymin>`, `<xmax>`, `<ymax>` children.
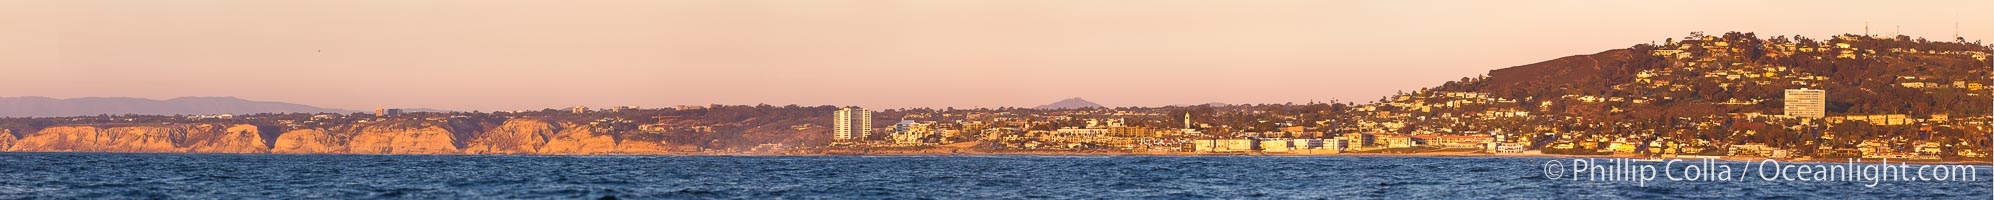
<box><xmin>1034</xmin><ymin>98</ymin><xmax>1105</xmax><ymax>109</ymax></box>
<box><xmin>0</xmin><ymin>96</ymin><xmax>359</xmax><ymax>117</ymax></box>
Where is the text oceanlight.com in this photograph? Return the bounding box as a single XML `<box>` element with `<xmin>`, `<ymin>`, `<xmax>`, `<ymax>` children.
<box><xmin>1540</xmin><ymin>158</ymin><xmax>1982</xmax><ymax>187</ymax></box>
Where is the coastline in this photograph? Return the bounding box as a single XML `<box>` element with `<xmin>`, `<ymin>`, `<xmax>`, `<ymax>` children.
<box><xmin>5</xmin><ymin>150</ymin><xmax>1986</xmax><ymax>165</ymax></box>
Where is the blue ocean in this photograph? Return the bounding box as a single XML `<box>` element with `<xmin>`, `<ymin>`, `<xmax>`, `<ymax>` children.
<box><xmin>0</xmin><ymin>153</ymin><xmax>1985</xmax><ymax>199</ymax></box>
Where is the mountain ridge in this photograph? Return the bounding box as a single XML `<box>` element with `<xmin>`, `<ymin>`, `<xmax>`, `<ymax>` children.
<box><xmin>1034</xmin><ymin>98</ymin><xmax>1105</xmax><ymax>109</ymax></box>
<box><xmin>0</xmin><ymin>96</ymin><xmax>359</xmax><ymax>117</ymax></box>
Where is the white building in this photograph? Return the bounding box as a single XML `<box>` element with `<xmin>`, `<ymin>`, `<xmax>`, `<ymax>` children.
<box><xmin>1494</xmin><ymin>143</ymin><xmax>1527</xmax><ymax>153</ymax></box>
<box><xmin>1783</xmin><ymin>89</ymin><xmax>1826</xmax><ymax>118</ymax></box>
<box><xmin>1322</xmin><ymin>139</ymin><xmax>1348</xmax><ymax>151</ymax></box>
<box><xmin>1291</xmin><ymin>139</ymin><xmax>1323</xmax><ymax>149</ymax></box>
<box><xmin>1259</xmin><ymin>139</ymin><xmax>1292</xmax><ymax>153</ymax></box>
<box><xmin>1194</xmin><ymin>139</ymin><xmax>1255</xmax><ymax>153</ymax></box>
<box><xmin>834</xmin><ymin>107</ymin><xmax>872</xmax><ymax>141</ymax></box>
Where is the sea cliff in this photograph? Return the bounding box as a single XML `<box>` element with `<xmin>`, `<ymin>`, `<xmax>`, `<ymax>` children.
<box><xmin>3</xmin><ymin>119</ymin><xmax>684</xmax><ymax>155</ymax></box>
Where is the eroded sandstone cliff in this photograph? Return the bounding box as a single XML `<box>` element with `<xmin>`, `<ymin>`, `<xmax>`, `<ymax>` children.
<box><xmin>345</xmin><ymin>121</ymin><xmax>461</xmax><ymax>154</ymax></box>
<box><xmin>5</xmin><ymin>124</ymin><xmax>269</xmax><ymax>153</ymax></box>
<box><xmin>272</xmin><ymin>129</ymin><xmax>345</xmax><ymax>154</ymax></box>
<box><xmin>538</xmin><ymin>122</ymin><xmax>620</xmax><ymax>155</ymax></box>
<box><xmin>183</xmin><ymin>124</ymin><xmax>270</xmax><ymax>153</ymax></box>
<box><xmin>1</xmin><ymin>119</ymin><xmax>699</xmax><ymax>155</ymax></box>
<box><xmin>462</xmin><ymin>119</ymin><xmax>555</xmax><ymax>154</ymax></box>
<box><xmin>0</xmin><ymin>129</ymin><xmax>16</xmax><ymax>151</ymax></box>
<box><xmin>10</xmin><ymin>126</ymin><xmax>175</xmax><ymax>152</ymax></box>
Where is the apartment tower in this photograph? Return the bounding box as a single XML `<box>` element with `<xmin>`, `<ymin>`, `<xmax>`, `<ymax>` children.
<box><xmin>1784</xmin><ymin>89</ymin><xmax>1826</xmax><ymax>118</ymax></box>
<box><xmin>834</xmin><ymin>107</ymin><xmax>872</xmax><ymax>141</ymax></box>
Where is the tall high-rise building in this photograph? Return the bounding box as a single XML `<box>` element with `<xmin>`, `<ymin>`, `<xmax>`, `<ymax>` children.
<box><xmin>834</xmin><ymin>107</ymin><xmax>872</xmax><ymax>141</ymax></box>
<box><xmin>374</xmin><ymin>107</ymin><xmax>403</xmax><ymax>117</ymax></box>
<box><xmin>1784</xmin><ymin>89</ymin><xmax>1825</xmax><ymax>118</ymax></box>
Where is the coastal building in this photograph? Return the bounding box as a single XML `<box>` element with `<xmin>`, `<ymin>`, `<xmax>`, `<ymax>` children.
<box><xmin>1493</xmin><ymin>142</ymin><xmax>1526</xmax><ymax>153</ymax></box>
<box><xmin>1916</xmin><ymin>142</ymin><xmax>1944</xmax><ymax>155</ymax></box>
<box><xmin>891</xmin><ymin>131</ymin><xmax>926</xmax><ymax>144</ymax></box>
<box><xmin>1054</xmin><ymin>128</ymin><xmax>1110</xmax><ymax>138</ymax></box>
<box><xmin>1259</xmin><ymin>139</ymin><xmax>1292</xmax><ymax>153</ymax></box>
<box><xmin>375</xmin><ymin>108</ymin><xmax>403</xmax><ymax>117</ymax></box>
<box><xmin>1291</xmin><ymin>139</ymin><xmax>1323</xmax><ymax>149</ymax></box>
<box><xmin>188</xmin><ymin>114</ymin><xmax>234</xmax><ymax>119</ymax></box>
<box><xmin>1427</xmin><ymin>135</ymin><xmax>1491</xmax><ymax>149</ymax></box>
<box><xmin>1341</xmin><ymin>133</ymin><xmax>1375</xmax><ymax>148</ymax></box>
<box><xmin>888</xmin><ymin>120</ymin><xmax>945</xmax><ymax>144</ymax></box>
<box><xmin>1783</xmin><ymin>89</ymin><xmax>1825</xmax><ymax>118</ymax></box>
<box><xmin>1728</xmin><ymin>144</ymin><xmax>1773</xmax><ymax>157</ymax></box>
<box><xmin>1106</xmin><ymin>126</ymin><xmax>1155</xmax><ymax>137</ymax></box>
<box><xmin>610</xmin><ymin>106</ymin><xmax>638</xmax><ymax>112</ymax></box>
<box><xmin>1609</xmin><ymin>142</ymin><xmax>1639</xmax><ymax>153</ymax></box>
<box><xmin>1193</xmin><ymin>139</ymin><xmax>1254</xmax><ymax>153</ymax></box>
<box><xmin>891</xmin><ymin>120</ymin><xmax>919</xmax><ymax>132</ymax></box>
<box><xmin>1382</xmin><ymin>135</ymin><xmax>1418</xmax><ymax>148</ymax></box>
<box><xmin>834</xmin><ymin>107</ymin><xmax>872</xmax><ymax>141</ymax></box>
<box><xmin>1316</xmin><ymin>139</ymin><xmax>1348</xmax><ymax>154</ymax></box>
<box><xmin>1839</xmin><ymin>114</ymin><xmax>1913</xmax><ymax>125</ymax></box>
<box><xmin>1323</xmin><ymin>139</ymin><xmax>1348</xmax><ymax>150</ymax></box>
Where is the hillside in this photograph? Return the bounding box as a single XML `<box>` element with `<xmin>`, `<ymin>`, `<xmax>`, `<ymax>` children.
<box><xmin>1379</xmin><ymin>32</ymin><xmax>1992</xmax><ymax>154</ymax></box>
<box><xmin>1470</xmin><ymin>49</ymin><xmax>1649</xmax><ymax>100</ymax></box>
<box><xmin>1436</xmin><ymin>32</ymin><xmax>1991</xmax><ymax>118</ymax></box>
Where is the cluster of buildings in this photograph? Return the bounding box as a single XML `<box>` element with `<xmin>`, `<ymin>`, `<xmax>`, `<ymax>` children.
<box><xmin>1187</xmin><ymin>133</ymin><xmax>1499</xmax><ymax>154</ymax></box>
<box><xmin>826</xmin><ymin>104</ymin><xmax>1521</xmax><ymax>154</ymax></box>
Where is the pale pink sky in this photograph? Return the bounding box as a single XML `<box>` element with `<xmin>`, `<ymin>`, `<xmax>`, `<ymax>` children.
<box><xmin>1</xmin><ymin>0</ymin><xmax>1989</xmax><ymax>111</ymax></box>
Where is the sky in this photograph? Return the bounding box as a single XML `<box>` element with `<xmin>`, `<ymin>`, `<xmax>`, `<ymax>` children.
<box><xmin>1</xmin><ymin>0</ymin><xmax>1989</xmax><ymax>111</ymax></box>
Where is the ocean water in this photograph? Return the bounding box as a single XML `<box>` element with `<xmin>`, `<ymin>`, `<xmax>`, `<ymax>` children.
<box><xmin>0</xmin><ymin>153</ymin><xmax>1986</xmax><ymax>199</ymax></box>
